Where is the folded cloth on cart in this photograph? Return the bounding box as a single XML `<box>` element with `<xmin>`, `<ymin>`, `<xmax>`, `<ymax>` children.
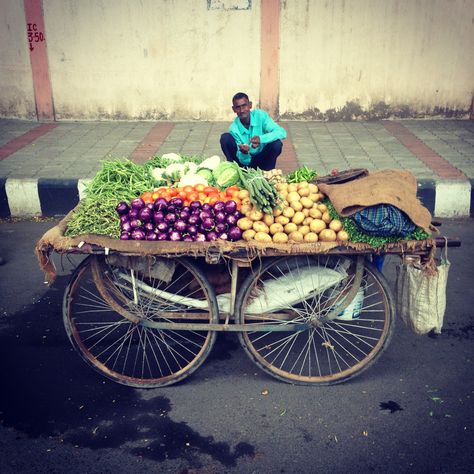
<box><xmin>318</xmin><ymin>170</ymin><xmax>433</xmax><ymax>234</ymax></box>
<box><xmin>117</xmin><ymin>265</ymin><xmax>347</xmax><ymax>314</ymax></box>
<box><xmin>351</xmin><ymin>204</ymin><xmax>417</xmax><ymax>237</ymax></box>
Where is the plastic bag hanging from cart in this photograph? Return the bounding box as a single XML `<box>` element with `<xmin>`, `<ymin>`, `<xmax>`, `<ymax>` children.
<box><xmin>395</xmin><ymin>240</ymin><xmax>450</xmax><ymax>335</ymax></box>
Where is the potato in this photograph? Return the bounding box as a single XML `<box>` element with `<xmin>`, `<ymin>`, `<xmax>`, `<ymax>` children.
<box><xmin>317</xmin><ymin>203</ymin><xmax>328</xmax><ymax>213</ymax></box>
<box><xmin>329</xmin><ymin>219</ymin><xmax>343</xmax><ymax>232</ymax></box>
<box><xmin>240</xmin><ymin>203</ymin><xmax>253</xmax><ymax>215</ymax></box>
<box><xmin>237</xmin><ymin>217</ymin><xmax>253</xmax><ymax>231</ymax></box>
<box><xmin>275</xmin><ymin>215</ymin><xmax>290</xmax><ymax>225</ymax></box>
<box><xmin>237</xmin><ymin>189</ymin><xmax>250</xmax><ymax>199</ymax></box>
<box><xmin>298</xmin><ymin>225</ymin><xmax>310</xmax><ymax>236</ymax></box>
<box><xmin>269</xmin><ymin>222</ymin><xmax>284</xmax><ymax>235</ymax></box>
<box><xmin>254</xmin><ymin>231</ymin><xmax>272</xmax><ymax>243</ymax></box>
<box><xmin>309</xmin><ymin>219</ymin><xmax>326</xmax><ymax>234</ymax></box>
<box><xmin>249</xmin><ymin>210</ymin><xmax>264</xmax><ymax>221</ymax></box>
<box><xmin>309</xmin><ymin>193</ymin><xmax>320</xmax><ymax>202</ymax></box>
<box><xmin>291</xmin><ymin>211</ymin><xmax>305</xmax><ymax>225</ymax></box>
<box><xmin>287</xmin><ymin>183</ymin><xmax>298</xmax><ymax>193</ymax></box>
<box><xmin>284</xmin><ymin>222</ymin><xmax>298</xmax><ymax>234</ymax></box>
<box><xmin>337</xmin><ymin>230</ymin><xmax>349</xmax><ymax>241</ymax></box>
<box><xmin>272</xmin><ymin>232</ymin><xmax>288</xmax><ymax>243</ymax></box>
<box><xmin>262</xmin><ymin>213</ymin><xmax>274</xmax><ymax>227</ymax></box>
<box><xmin>322</xmin><ymin>211</ymin><xmax>332</xmax><ymax>224</ymax></box>
<box><xmin>280</xmin><ymin>190</ymin><xmax>288</xmax><ymax>199</ymax></box>
<box><xmin>302</xmin><ymin>208</ymin><xmax>310</xmax><ymax>217</ymax></box>
<box><xmin>297</xmin><ymin>181</ymin><xmax>309</xmax><ymax>189</ymax></box>
<box><xmin>290</xmin><ymin>200</ymin><xmax>303</xmax><ymax>211</ymax></box>
<box><xmin>288</xmin><ymin>231</ymin><xmax>304</xmax><ymax>242</ymax></box>
<box><xmin>308</xmin><ymin>183</ymin><xmax>319</xmax><ymax>194</ymax></box>
<box><xmin>287</xmin><ymin>191</ymin><xmax>301</xmax><ymax>202</ymax></box>
<box><xmin>319</xmin><ymin>229</ymin><xmax>337</xmax><ymax>242</ymax></box>
<box><xmin>276</xmin><ymin>183</ymin><xmax>287</xmax><ymax>192</ymax></box>
<box><xmin>300</xmin><ymin>196</ymin><xmax>314</xmax><ymax>209</ymax></box>
<box><xmin>272</xmin><ymin>207</ymin><xmax>283</xmax><ymax>217</ymax></box>
<box><xmin>297</xmin><ymin>187</ymin><xmax>310</xmax><ymax>197</ymax></box>
<box><xmin>303</xmin><ymin>216</ymin><xmax>314</xmax><ymax>226</ymax></box>
<box><xmin>241</xmin><ymin>197</ymin><xmax>251</xmax><ymax>205</ymax></box>
<box><xmin>242</xmin><ymin>229</ymin><xmax>256</xmax><ymax>241</ymax></box>
<box><xmin>282</xmin><ymin>206</ymin><xmax>295</xmax><ymax>218</ymax></box>
<box><xmin>304</xmin><ymin>232</ymin><xmax>318</xmax><ymax>242</ymax></box>
<box><xmin>309</xmin><ymin>207</ymin><xmax>322</xmax><ymax>219</ymax></box>
<box><xmin>253</xmin><ymin>221</ymin><xmax>270</xmax><ymax>233</ymax></box>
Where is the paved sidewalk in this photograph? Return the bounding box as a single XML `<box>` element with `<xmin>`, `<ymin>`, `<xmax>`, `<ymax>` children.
<box><xmin>0</xmin><ymin>118</ymin><xmax>473</xmax><ymax>218</ymax></box>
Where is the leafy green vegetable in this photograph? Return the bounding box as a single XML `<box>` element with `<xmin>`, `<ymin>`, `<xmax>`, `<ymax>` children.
<box><xmin>197</xmin><ymin>168</ymin><xmax>214</xmax><ymax>182</ymax></box>
<box><xmin>213</xmin><ymin>162</ymin><xmax>242</xmax><ymax>188</ymax></box>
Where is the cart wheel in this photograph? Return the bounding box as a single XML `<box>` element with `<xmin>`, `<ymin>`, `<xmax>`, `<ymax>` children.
<box><xmin>235</xmin><ymin>255</ymin><xmax>394</xmax><ymax>385</ymax></box>
<box><xmin>63</xmin><ymin>255</ymin><xmax>218</xmax><ymax>387</ymax></box>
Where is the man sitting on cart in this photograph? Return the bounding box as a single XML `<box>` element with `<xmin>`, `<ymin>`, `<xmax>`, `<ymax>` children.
<box><xmin>220</xmin><ymin>92</ymin><xmax>286</xmax><ymax>171</ymax></box>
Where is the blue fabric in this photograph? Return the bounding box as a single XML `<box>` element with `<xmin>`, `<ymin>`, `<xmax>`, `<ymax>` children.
<box><xmin>228</xmin><ymin>109</ymin><xmax>286</xmax><ymax>165</ymax></box>
<box><xmin>351</xmin><ymin>204</ymin><xmax>416</xmax><ymax>237</ymax></box>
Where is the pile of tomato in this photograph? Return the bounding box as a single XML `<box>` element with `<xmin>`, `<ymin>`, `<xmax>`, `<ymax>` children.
<box><xmin>140</xmin><ymin>184</ymin><xmax>242</xmax><ymax>209</ymax></box>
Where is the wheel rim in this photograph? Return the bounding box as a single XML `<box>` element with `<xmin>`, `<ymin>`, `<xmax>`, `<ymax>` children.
<box><xmin>63</xmin><ymin>257</ymin><xmax>217</xmax><ymax>387</ymax></box>
<box><xmin>237</xmin><ymin>255</ymin><xmax>393</xmax><ymax>385</ymax></box>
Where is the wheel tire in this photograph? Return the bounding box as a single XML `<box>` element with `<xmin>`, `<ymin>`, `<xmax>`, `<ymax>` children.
<box><xmin>236</xmin><ymin>255</ymin><xmax>395</xmax><ymax>385</ymax></box>
<box><xmin>63</xmin><ymin>255</ymin><xmax>218</xmax><ymax>387</ymax></box>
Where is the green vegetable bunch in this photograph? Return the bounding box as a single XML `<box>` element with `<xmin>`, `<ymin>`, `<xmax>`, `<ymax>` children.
<box><xmin>237</xmin><ymin>166</ymin><xmax>281</xmax><ymax>214</ymax></box>
<box><xmin>286</xmin><ymin>166</ymin><xmax>318</xmax><ymax>183</ymax></box>
<box><xmin>65</xmin><ymin>159</ymin><xmax>154</xmax><ymax>238</ymax></box>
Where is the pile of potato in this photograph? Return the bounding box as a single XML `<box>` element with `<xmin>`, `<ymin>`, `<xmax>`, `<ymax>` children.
<box><xmin>237</xmin><ymin>181</ymin><xmax>349</xmax><ymax>244</ymax></box>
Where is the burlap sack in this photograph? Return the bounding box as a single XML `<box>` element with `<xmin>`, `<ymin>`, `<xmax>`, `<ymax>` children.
<box><xmin>318</xmin><ymin>170</ymin><xmax>433</xmax><ymax>234</ymax></box>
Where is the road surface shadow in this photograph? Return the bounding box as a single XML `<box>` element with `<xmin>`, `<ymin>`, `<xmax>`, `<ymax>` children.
<box><xmin>0</xmin><ymin>278</ymin><xmax>254</xmax><ymax>468</ymax></box>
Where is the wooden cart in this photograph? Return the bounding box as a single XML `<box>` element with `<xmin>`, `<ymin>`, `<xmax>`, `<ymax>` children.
<box><xmin>36</xmin><ymin>221</ymin><xmax>459</xmax><ymax>388</ymax></box>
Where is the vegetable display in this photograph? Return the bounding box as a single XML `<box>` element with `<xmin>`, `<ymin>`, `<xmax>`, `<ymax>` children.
<box><xmin>64</xmin><ymin>152</ymin><xmax>428</xmax><ymax>248</ymax></box>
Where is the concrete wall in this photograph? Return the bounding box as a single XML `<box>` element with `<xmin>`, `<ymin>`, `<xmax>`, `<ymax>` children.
<box><xmin>279</xmin><ymin>0</ymin><xmax>474</xmax><ymax>119</ymax></box>
<box><xmin>0</xmin><ymin>0</ymin><xmax>473</xmax><ymax>121</ymax></box>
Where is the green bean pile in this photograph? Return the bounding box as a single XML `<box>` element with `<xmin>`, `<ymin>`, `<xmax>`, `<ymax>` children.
<box><xmin>286</xmin><ymin>166</ymin><xmax>318</xmax><ymax>183</ymax></box>
<box><xmin>65</xmin><ymin>159</ymin><xmax>155</xmax><ymax>238</ymax></box>
<box><xmin>326</xmin><ymin>200</ymin><xmax>429</xmax><ymax>248</ymax></box>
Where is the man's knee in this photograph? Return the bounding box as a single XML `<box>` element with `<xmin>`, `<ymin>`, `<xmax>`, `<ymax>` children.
<box><xmin>267</xmin><ymin>139</ymin><xmax>283</xmax><ymax>156</ymax></box>
<box><xmin>220</xmin><ymin>133</ymin><xmax>235</xmax><ymax>147</ymax></box>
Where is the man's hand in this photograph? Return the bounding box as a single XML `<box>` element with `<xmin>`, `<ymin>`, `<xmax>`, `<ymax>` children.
<box><xmin>250</xmin><ymin>136</ymin><xmax>260</xmax><ymax>148</ymax></box>
<box><xmin>239</xmin><ymin>143</ymin><xmax>250</xmax><ymax>154</ymax></box>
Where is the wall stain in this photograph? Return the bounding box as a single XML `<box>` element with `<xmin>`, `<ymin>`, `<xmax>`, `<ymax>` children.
<box><xmin>0</xmin><ymin>279</ymin><xmax>255</xmax><ymax>468</ymax></box>
<box><xmin>280</xmin><ymin>100</ymin><xmax>470</xmax><ymax>121</ymax></box>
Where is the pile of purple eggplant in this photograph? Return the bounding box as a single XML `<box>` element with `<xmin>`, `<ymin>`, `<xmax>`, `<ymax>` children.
<box><xmin>116</xmin><ymin>197</ymin><xmax>244</xmax><ymax>241</ymax></box>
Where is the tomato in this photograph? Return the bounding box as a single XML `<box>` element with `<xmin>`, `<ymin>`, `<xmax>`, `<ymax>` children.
<box><xmin>204</xmin><ymin>186</ymin><xmax>218</xmax><ymax>196</ymax></box>
<box><xmin>141</xmin><ymin>191</ymin><xmax>154</xmax><ymax>204</ymax></box>
<box><xmin>194</xmin><ymin>183</ymin><xmax>206</xmax><ymax>193</ymax></box>
<box><xmin>208</xmin><ymin>195</ymin><xmax>220</xmax><ymax>206</ymax></box>
<box><xmin>183</xmin><ymin>199</ymin><xmax>191</xmax><ymax>207</ymax></box>
<box><xmin>198</xmin><ymin>192</ymin><xmax>207</xmax><ymax>202</ymax></box>
<box><xmin>152</xmin><ymin>191</ymin><xmax>160</xmax><ymax>200</ymax></box>
<box><xmin>188</xmin><ymin>191</ymin><xmax>199</xmax><ymax>202</ymax></box>
<box><xmin>225</xmin><ymin>185</ymin><xmax>240</xmax><ymax>197</ymax></box>
<box><xmin>168</xmin><ymin>188</ymin><xmax>178</xmax><ymax>197</ymax></box>
<box><xmin>232</xmin><ymin>197</ymin><xmax>242</xmax><ymax>210</ymax></box>
<box><xmin>178</xmin><ymin>191</ymin><xmax>187</xmax><ymax>200</ymax></box>
<box><xmin>183</xmin><ymin>185</ymin><xmax>194</xmax><ymax>194</ymax></box>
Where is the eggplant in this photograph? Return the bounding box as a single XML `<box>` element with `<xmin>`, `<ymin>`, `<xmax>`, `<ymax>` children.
<box><xmin>213</xmin><ymin>201</ymin><xmax>226</xmax><ymax>213</ymax></box>
<box><xmin>131</xmin><ymin>197</ymin><xmax>145</xmax><ymax>210</ymax></box>
<box><xmin>224</xmin><ymin>200</ymin><xmax>237</xmax><ymax>214</ymax></box>
<box><xmin>116</xmin><ymin>201</ymin><xmax>130</xmax><ymax>215</ymax></box>
<box><xmin>138</xmin><ymin>207</ymin><xmax>153</xmax><ymax>223</ymax></box>
<box><xmin>131</xmin><ymin>228</ymin><xmax>146</xmax><ymax>240</ymax></box>
<box><xmin>228</xmin><ymin>226</ymin><xmax>242</xmax><ymax>241</ymax></box>
<box><xmin>153</xmin><ymin>197</ymin><xmax>168</xmax><ymax>212</ymax></box>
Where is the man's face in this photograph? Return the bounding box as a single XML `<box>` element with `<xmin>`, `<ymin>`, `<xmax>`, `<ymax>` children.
<box><xmin>232</xmin><ymin>97</ymin><xmax>252</xmax><ymax>122</ymax></box>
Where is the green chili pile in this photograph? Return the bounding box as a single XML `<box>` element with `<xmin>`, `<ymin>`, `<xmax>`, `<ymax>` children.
<box><xmin>65</xmin><ymin>159</ymin><xmax>155</xmax><ymax>238</ymax></box>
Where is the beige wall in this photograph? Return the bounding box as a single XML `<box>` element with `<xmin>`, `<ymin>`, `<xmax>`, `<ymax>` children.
<box><xmin>0</xmin><ymin>0</ymin><xmax>36</xmax><ymax>118</ymax></box>
<box><xmin>0</xmin><ymin>0</ymin><xmax>473</xmax><ymax>120</ymax></box>
<box><xmin>279</xmin><ymin>0</ymin><xmax>474</xmax><ymax>118</ymax></box>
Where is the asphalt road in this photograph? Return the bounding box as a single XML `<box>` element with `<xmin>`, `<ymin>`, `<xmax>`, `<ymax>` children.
<box><xmin>0</xmin><ymin>218</ymin><xmax>473</xmax><ymax>474</ymax></box>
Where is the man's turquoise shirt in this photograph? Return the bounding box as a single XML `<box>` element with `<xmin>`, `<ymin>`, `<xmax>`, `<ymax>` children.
<box><xmin>228</xmin><ymin>109</ymin><xmax>286</xmax><ymax>165</ymax></box>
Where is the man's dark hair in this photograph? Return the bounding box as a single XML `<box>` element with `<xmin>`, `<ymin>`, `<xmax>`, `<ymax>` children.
<box><xmin>232</xmin><ymin>92</ymin><xmax>249</xmax><ymax>102</ymax></box>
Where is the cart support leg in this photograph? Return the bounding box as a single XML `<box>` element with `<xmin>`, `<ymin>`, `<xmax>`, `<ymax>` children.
<box><xmin>227</xmin><ymin>260</ymin><xmax>239</xmax><ymax>324</ymax></box>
